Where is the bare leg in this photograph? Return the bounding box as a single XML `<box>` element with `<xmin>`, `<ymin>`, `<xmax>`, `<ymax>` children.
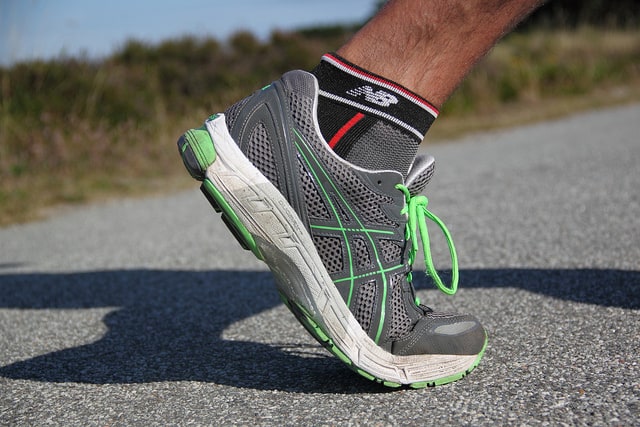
<box><xmin>337</xmin><ymin>0</ymin><xmax>542</xmax><ymax>108</ymax></box>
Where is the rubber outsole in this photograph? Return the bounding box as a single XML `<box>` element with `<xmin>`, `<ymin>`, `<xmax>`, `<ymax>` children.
<box><xmin>279</xmin><ymin>292</ymin><xmax>487</xmax><ymax>388</ymax></box>
<box><xmin>177</xmin><ymin>114</ymin><xmax>487</xmax><ymax>388</ymax></box>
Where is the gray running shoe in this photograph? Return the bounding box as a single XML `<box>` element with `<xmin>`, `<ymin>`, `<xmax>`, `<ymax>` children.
<box><xmin>177</xmin><ymin>70</ymin><xmax>487</xmax><ymax>388</ymax></box>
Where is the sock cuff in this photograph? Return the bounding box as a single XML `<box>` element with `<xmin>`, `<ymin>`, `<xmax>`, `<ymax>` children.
<box><xmin>313</xmin><ymin>53</ymin><xmax>437</xmax><ymax>140</ymax></box>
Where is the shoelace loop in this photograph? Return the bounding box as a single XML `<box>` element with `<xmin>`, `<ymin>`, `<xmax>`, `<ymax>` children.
<box><xmin>396</xmin><ymin>184</ymin><xmax>458</xmax><ymax>295</ymax></box>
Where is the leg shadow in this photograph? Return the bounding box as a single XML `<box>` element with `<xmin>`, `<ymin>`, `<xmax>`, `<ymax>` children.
<box><xmin>0</xmin><ymin>269</ymin><xmax>382</xmax><ymax>393</ymax></box>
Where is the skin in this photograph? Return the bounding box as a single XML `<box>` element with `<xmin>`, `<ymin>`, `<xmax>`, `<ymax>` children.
<box><xmin>337</xmin><ymin>0</ymin><xmax>542</xmax><ymax>108</ymax></box>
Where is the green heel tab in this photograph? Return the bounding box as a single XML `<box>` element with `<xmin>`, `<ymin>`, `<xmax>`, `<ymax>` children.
<box><xmin>184</xmin><ymin>125</ymin><xmax>216</xmax><ymax>171</ymax></box>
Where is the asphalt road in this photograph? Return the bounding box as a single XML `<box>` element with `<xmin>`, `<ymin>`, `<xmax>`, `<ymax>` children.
<box><xmin>1</xmin><ymin>104</ymin><xmax>639</xmax><ymax>426</ymax></box>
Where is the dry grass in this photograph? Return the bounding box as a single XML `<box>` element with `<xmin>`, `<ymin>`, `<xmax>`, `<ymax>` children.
<box><xmin>1</xmin><ymin>27</ymin><xmax>639</xmax><ymax>227</ymax></box>
<box><xmin>430</xmin><ymin>83</ymin><xmax>640</xmax><ymax>141</ymax></box>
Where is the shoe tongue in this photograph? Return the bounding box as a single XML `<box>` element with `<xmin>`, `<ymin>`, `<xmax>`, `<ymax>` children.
<box><xmin>405</xmin><ymin>154</ymin><xmax>436</xmax><ymax>196</ymax></box>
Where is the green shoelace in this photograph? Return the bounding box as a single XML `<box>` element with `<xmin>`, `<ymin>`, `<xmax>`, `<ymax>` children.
<box><xmin>396</xmin><ymin>184</ymin><xmax>459</xmax><ymax>296</ymax></box>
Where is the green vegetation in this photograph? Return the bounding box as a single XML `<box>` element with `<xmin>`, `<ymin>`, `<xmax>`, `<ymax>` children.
<box><xmin>1</xmin><ymin>26</ymin><xmax>640</xmax><ymax>226</ymax></box>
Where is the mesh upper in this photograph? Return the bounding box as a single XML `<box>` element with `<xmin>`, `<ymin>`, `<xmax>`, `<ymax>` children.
<box><xmin>387</xmin><ymin>273</ymin><xmax>414</xmax><ymax>340</ymax></box>
<box><xmin>246</xmin><ymin>122</ymin><xmax>279</xmax><ymax>187</ymax></box>
<box><xmin>298</xmin><ymin>158</ymin><xmax>331</xmax><ymax>219</ymax></box>
<box><xmin>354</xmin><ymin>280</ymin><xmax>378</xmax><ymax>334</ymax></box>
<box><xmin>380</xmin><ymin>239</ymin><xmax>404</xmax><ymax>264</ymax></box>
<box><xmin>221</xmin><ymin>71</ymin><xmax>470</xmax><ymax>351</ymax></box>
<box><xmin>353</xmin><ymin>237</ymin><xmax>372</xmax><ymax>269</ymax></box>
<box><xmin>312</xmin><ymin>235</ymin><xmax>344</xmax><ymax>274</ymax></box>
<box><xmin>224</xmin><ymin>96</ymin><xmax>250</xmax><ymax>130</ymax></box>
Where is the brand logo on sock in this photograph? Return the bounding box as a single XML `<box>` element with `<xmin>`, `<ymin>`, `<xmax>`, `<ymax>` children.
<box><xmin>346</xmin><ymin>86</ymin><xmax>398</xmax><ymax>107</ymax></box>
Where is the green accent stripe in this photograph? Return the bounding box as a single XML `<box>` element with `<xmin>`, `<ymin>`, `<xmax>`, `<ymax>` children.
<box><xmin>333</xmin><ymin>264</ymin><xmax>405</xmax><ymax>283</ymax></box>
<box><xmin>293</xmin><ymin>136</ymin><xmax>356</xmax><ymax>306</ymax></box>
<box><xmin>184</xmin><ymin>125</ymin><xmax>216</xmax><ymax>170</ymax></box>
<box><xmin>293</xmin><ymin>129</ymin><xmax>391</xmax><ymax>344</ymax></box>
<box><xmin>311</xmin><ymin>224</ymin><xmax>394</xmax><ymax>235</ymax></box>
<box><xmin>201</xmin><ymin>179</ymin><xmax>263</xmax><ymax>260</ymax></box>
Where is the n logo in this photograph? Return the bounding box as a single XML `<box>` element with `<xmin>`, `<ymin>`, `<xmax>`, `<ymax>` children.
<box><xmin>346</xmin><ymin>86</ymin><xmax>398</xmax><ymax>107</ymax></box>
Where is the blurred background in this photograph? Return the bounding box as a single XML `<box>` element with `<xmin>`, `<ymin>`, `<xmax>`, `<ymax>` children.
<box><xmin>1</xmin><ymin>0</ymin><xmax>639</xmax><ymax>226</ymax></box>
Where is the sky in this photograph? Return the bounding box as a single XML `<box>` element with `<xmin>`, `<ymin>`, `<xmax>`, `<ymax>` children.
<box><xmin>0</xmin><ymin>0</ymin><xmax>377</xmax><ymax>66</ymax></box>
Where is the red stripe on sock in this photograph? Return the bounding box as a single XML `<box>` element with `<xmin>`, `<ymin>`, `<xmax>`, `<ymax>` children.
<box><xmin>328</xmin><ymin>112</ymin><xmax>365</xmax><ymax>149</ymax></box>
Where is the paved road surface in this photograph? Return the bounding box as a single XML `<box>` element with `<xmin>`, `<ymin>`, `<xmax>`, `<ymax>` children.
<box><xmin>1</xmin><ymin>104</ymin><xmax>639</xmax><ymax>426</ymax></box>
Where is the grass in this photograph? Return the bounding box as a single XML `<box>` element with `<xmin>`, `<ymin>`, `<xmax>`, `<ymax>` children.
<box><xmin>1</xmin><ymin>27</ymin><xmax>639</xmax><ymax>227</ymax></box>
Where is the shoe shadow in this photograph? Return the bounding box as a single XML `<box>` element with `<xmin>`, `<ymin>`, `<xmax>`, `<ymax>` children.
<box><xmin>0</xmin><ymin>268</ymin><xmax>638</xmax><ymax>392</ymax></box>
<box><xmin>0</xmin><ymin>269</ymin><xmax>382</xmax><ymax>393</ymax></box>
<box><xmin>415</xmin><ymin>268</ymin><xmax>640</xmax><ymax>309</ymax></box>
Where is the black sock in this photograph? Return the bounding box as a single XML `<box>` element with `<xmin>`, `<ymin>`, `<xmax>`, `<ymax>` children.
<box><xmin>311</xmin><ymin>53</ymin><xmax>438</xmax><ymax>178</ymax></box>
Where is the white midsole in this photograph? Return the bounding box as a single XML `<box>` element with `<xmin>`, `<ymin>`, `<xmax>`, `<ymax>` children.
<box><xmin>204</xmin><ymin>114</ymin><xmax>478</xmax><ymax>384</ymax></box>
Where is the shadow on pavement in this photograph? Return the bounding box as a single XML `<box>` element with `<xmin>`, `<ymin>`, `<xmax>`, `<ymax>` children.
<box><xmin>0</xmin><ymin>267</ymin><xmax>638</xmax><ymax>392</ymax></box>
<box><xmin>423</xmin><ymin>268</ymin><xmax>640</xmax><ymax>309</ymax></box>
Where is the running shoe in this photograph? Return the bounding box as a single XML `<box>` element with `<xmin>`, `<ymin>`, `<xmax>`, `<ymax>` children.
<box><xmin>177</xmin><ymin>70</ymin><xmax>487</xmax><ymax>388</ymax></box>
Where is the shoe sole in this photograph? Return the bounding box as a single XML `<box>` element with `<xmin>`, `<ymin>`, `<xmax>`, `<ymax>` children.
<box><xmin>178</xmin><ymin>114</ymin><xmax>487</xmax><ymax>388</ymax></box>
